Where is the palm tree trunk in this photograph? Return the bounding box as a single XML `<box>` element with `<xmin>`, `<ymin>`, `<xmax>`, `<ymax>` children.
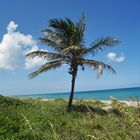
<box><xmin>67</xmin><ymin>71</ymin><xmax>76</xmax><ymax>111</ymax></box>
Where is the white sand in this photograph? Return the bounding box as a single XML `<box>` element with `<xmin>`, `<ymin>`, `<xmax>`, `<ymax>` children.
<box><xmin>101</xmin><ymin>100</ymin><xmax>139</xmax><ymax>107</ymax></box>
<box><xmin>39</xmin><ymin>98</ymin><xmax>139</xmax><ymax>107</ymax></box>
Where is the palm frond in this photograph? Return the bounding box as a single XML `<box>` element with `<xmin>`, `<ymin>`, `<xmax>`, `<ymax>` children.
<box><xmin>40</xmin><ymin>37</ymin><xmax>63</xmax><ymax>52</ymax></box>
<box><xmin>49</xmin><ymin>18</ymin><xmax>74</xmax><ymax>33</ymax></box>
<box><xmin>80</xmin><ymin>59</ymin><xmax>116</xmax><ymax>78</ymax></box>
<box><xmin>42</xmin><ymin>29</ymin><xmax>64</xmax><ymax>41</ymax></box>
<box><xmin>61</xmin><ymin>45</ymin><xmax>87</xmax><ymax>59</ymax></box>
<box><xmin>48</xmin><ymin>17</ymin><xmax>84</xmax><ymax>47</ymax></box>
<box><xmin>62</xmin><ymin>45</ymin><xmax>83</xmax><ymax>53</ymax></box>
<box><xmin>28</xmin><ymin>60</ymin><xmax>65</xmax><ymax>79</ymax></box>
<box><xmin>77</xmin><ymin>13</ymin><xmax>85</xmax><ymax>39</ymax></box>
<box><xmin>81</xmin><ymin>13</ymin><xmax>85</xmax><ymax>36</ymax></box>
<box><xmin>84</xmin><ymin>36</ymin><xmax>120</xmax><ymax>56</ymax></box>
<box><xmin>28</xmin><ymin>14</ymin><xmax>119</xmax><ymax>81</ymax></box>
<box><xmin>74</xmin><ymin>14</ymin><xmax>85</xmax><ymax>47</ymax></box>
<box><xmin>26</xmin><ymin>51</ymin><xmax>66</xmax><ymax>60</ymax></box>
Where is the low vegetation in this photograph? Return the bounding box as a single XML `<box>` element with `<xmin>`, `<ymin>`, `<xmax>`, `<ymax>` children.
<box><xmin>0</xmin><ymin>95</ymin><xmax>140</xmax><ymax>140</ymax></box>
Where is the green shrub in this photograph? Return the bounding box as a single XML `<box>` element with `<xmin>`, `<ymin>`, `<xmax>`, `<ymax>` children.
<box><xmin>0</xmin><ymin>96</ymin><xmax>140</xmax><ymax>139</ymax></box>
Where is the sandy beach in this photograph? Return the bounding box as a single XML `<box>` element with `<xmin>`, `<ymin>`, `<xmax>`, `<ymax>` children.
<box><xmin>101</xmin><ymin>100</ymin><xmax>139</xmax><ymax>107</ymax></box>
<box><xmin>40</xmin><ymin>98</ymin><xmax>139</xmax><ymax>108</ymax></box>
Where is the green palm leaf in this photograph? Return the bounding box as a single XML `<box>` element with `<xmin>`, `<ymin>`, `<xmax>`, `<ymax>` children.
<box><xmin>83</xmin><ymin>36</ymin><xmax>120</xmax><ymax>56</ymax></box>
<box><xmin>26</xmin><ymin>51</ymin><xmax>66</xmax><ymax>60</ymax></box>
<box><xmin>42</xmin><ymin>29</ymin><xmax>64</xmax><ymax>41</ymax></box>
<box><xmin>28</xmin><ymin>60</ymin><xmax>65</xmax><ymax>79</ymax></box>
<box><xmin>40</xmin><ymin>37</ymin><xmax>63</xmax><ymax>52</ymax></box>
<box><xmin>80</xmin><ymin>59</ymin><xmax>116</xmax><ymax>78</ymax></box>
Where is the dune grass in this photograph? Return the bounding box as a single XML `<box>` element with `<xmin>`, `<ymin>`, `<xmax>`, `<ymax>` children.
<box><xmin>0</xmin><ymin>95</ymin><xmax>140</xmax><ymax>140</ymax></box>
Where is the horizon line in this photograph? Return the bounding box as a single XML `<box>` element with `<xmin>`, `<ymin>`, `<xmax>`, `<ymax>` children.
<box><xmin>9</xmin><ymin>86</ymin><xmax>140</xmax><ymax>96</ymax></box>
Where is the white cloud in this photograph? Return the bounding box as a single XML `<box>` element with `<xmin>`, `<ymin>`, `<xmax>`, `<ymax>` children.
<box><xmin>0</xmin><ymin>21</ymin><xmax>46</xmax><ymax>70</ymax></box>
<box><xmin>7</xmin><ymin>21</ymin><xmax>18</xmax><ymax>33</ymax></box>
<box><xmin>24</xmin><ymin>47</ymin><xmax>47</xmax><ymax>69</ymax></box>
<box><xmin>107</xmin><ymin>52</ymin><xmax>125</xmax><ymax>62</ymax></box>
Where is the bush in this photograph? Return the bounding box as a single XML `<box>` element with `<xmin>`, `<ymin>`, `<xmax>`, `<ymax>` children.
<box><xmin>0</xmin><ymin>96</ymin><xmax>140</xmax><ymax>139</ymax></box>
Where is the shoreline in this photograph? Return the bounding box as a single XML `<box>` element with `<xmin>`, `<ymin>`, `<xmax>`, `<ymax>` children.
<box><xmin>5</xmin><ymin>95</ymin><xmax>139</xmax><ymax>107</ymax></box>
<box><xmin>33</xmin><ymin>98</ymin><xmax>139</xmax><ymax>107</ymax></box>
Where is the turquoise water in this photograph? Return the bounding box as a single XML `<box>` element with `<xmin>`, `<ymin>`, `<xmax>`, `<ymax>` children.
<box><xmin>17</xmin><ymin>87</ymin><xmax>140</xmax><ymax>100</ymax></box>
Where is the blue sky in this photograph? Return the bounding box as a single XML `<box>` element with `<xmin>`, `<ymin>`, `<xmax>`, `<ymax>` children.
<box><xmin>0</xmin><ymin>0</ymin><xmax>140</xmax><ymax>95</ymax></box>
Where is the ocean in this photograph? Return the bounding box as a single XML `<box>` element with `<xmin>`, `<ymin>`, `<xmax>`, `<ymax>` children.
<box><xmin>17</xmin><ymin>87</ymin><xmax>140</xmax><ymax>100</ymax></box>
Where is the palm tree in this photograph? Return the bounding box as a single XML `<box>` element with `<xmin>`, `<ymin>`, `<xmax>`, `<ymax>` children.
<box><xmin>26</xmin><ymin>14</ymin><xmax>120</xmax><ymax>111</ymax></box>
